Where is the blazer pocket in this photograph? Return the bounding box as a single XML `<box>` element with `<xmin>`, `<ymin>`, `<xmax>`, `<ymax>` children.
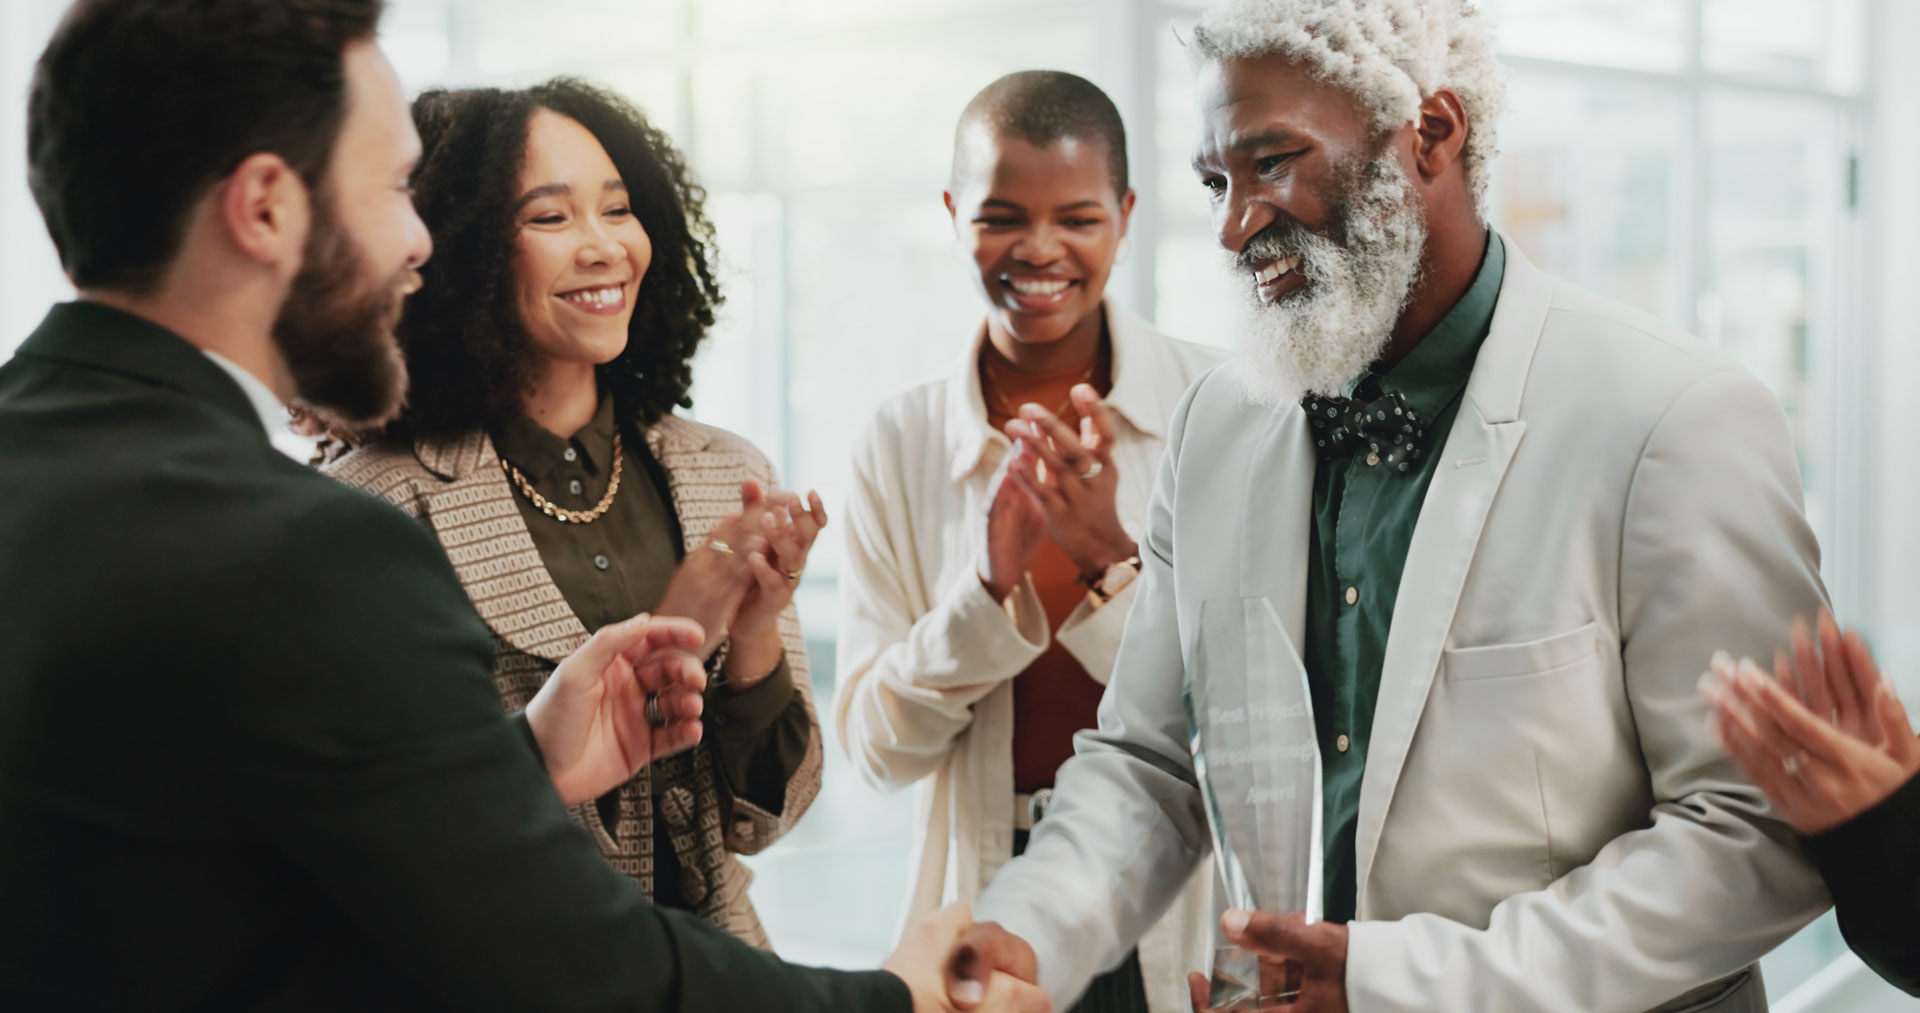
<box><xmin>1444</xmin><ymin>621</ymin><xmax>1599</xmax><ymax>682</ymax></box>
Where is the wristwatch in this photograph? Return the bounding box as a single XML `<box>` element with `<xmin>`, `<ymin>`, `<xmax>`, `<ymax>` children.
<box><xmin>1084</xmin><ymin>555</ymin><xmax>1142</xmax><ymax>607</ymax></box>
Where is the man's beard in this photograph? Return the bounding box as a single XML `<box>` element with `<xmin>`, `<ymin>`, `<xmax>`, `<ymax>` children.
<box><xmin>272</xmin><ymin>191</ymin><xmax>411</xmax><ymax>429</ymax></box>
<box><xmin>1232</xmin><ymin>148</ymin><xmax>1428</xmax><ymax>407</ymax></box>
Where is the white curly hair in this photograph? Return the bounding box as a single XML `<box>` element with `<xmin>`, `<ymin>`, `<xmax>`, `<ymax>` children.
<box><xmin>1191</xmin><ymin>0</ymin><xmax>1506</xmax><ymax>219</ymax></box>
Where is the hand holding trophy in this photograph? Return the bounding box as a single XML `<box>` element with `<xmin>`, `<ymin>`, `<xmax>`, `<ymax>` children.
<box><xmin>1183</xmin><ymin>598</ymin><xmax>1323</xmax><ymax>1010</ymax></box>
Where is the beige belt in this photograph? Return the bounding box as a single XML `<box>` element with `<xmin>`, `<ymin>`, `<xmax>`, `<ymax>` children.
<box><xmin>1013</xmin><ymin>788</ymin><xmax>1054</xmax><ymax>832</ymax></box>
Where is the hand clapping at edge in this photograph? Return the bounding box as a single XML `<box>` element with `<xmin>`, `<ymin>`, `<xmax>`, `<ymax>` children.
<box><xmin>1700</xmin><ymin>609</ymin><xmax>1920</xmax><ymax>835</ymax></box>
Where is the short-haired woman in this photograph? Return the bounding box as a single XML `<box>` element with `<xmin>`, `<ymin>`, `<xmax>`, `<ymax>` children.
<box><xmin>836</xmin><ymin>71</ymin><xmax>1226</xmax><ymax>1013</ymax></box>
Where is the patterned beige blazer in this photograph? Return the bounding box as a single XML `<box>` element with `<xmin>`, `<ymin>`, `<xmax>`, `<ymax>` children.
<box><xmin>323</xmin><ymin>413</ymin><xmax>822</xmax><ymax>948</ymax></box>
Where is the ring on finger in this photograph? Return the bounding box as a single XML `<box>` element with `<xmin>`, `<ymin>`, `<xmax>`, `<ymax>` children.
<box><xmin>1782</xmin><ymin>753</ymin><xmax>1804</xmax><ymax>776</ymax></box>
<box><xmin>645</xmin><ymin>694</ymin><xmax>666</xmax><ymax>728</ymax></box>
<box><xmin>785</xmin><ymin>569</ymin><xmax>801</xmax><ymax>581</ymax></box>
<box><xmin>1076</xmin><ymin>460</ymin><xmax>1104</xmax><ymax>481</ymax></box>
<box><xmin>709</xmin><ymin>539</ymin><xmax>735</xmax><ymax>555</ymax></box>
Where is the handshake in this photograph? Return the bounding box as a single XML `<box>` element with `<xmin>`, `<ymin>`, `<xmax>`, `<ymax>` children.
<box><xmin>885</xmin><ymin>905</ymin><xmax>1355</xmax><ymax>1013</ymax></box>
<box><xmin>883</xmin><ymin>904</ymin><xmax>1049</xmax><ymax>1013</ymax></box>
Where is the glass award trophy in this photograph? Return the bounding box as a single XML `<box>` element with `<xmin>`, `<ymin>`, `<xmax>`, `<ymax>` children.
<box><xmin>1183</xmin><ymin>597</ymin><xmax>1323</xmax><ymax>1011</ymax></box>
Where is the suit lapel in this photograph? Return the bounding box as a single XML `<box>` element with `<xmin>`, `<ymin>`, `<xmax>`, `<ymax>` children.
<box><xmin>416</xmin><ymin>431</ymin><xmax>589</xmax><ymax>665</ymax></box>
<box><xmin>1242</xmin><ymin>392</ymin><xmax>1319</xmax><ymax>663</ymax></box>
<box><xmin>1352</xmin><ymin>403</ymin><xmax>1525</xmax><ymax>896</ymax></box>
<box><xmin>1352</xmin><ymin>237</ymin><xmax>1556</xmax><ymax>904</ymax></box>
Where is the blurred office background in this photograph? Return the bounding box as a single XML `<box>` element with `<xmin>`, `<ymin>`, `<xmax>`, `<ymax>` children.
<box><xmin>2</xmin><ymin>1</ymin><xmax>1915</xmax><ymax>1008</ymax></box>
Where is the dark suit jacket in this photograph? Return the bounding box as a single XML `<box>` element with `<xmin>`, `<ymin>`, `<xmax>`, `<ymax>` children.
<box><xmin>1804</xmin><ymin>770</ymin><xmax>1920</xmax><ymax>996</ymax></box>
<box><xmin>0</xmin><ymin>303</ymin><xmax>908</xmax><ymax>1012</ymax></box>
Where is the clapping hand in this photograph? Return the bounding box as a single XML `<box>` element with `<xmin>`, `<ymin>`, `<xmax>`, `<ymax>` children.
<box><xmin>1000</xmin><ymin>384</ymin><xmax>1137</xmax><ymax>584</ymax></box>
<box><xmin>978</xmin><ymin>438</ymin><xmax>1049</xmax><ymax>604</ymax></box>
<box><xmin>1700</xmin><ymin>609</ymin><xmax>1920</xmax><ymax>835</ymax></box>
<box><xmin>655</xmin><ymin>481</ymin><xmax>773</xmax><ymax>661</ymax></box>
<box><xmin>725</xmin><ymin>482</ymin><xmax>828</xmax><ymax>689</ymax></box>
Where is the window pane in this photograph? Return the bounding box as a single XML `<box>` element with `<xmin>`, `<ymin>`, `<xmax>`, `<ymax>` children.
<box><xmin>1486</xmin><ymin>0</ymin><xmax>1686</xmax><ymax>72</ymax></box>
<box><xmin>1154</xmin><ymin>23</ymin><xmax>1243</xmax><ymax>351</ymax></box>
<box><xmin>382</xmin><ymin>0</ymin><xmax>454</xmax><ymax>87</ymax></box>
<box><xmin>781</xmin><ymin>184</ymin><xmax>978</xmax><ymax>587</ymax></box>
<box><xmin>1493</xmin><ymin>73</ymin><xmax>1684</xmax><ymax>323</ymax></box>
<box><xmin>1702</xmin><ymin>92</ymin><xmax>1846</xmax><ymax>525</ymax></box>
<box><xmin>686</xmin><ymin>193</ymin><xmax>789</xmax><ymax>465</ymax></box>
<box><xmin>702</xmin><ymin>19</ymin><xmax>1095</xmax><ymax>193</ymax></box>
<box><xmin>448</xmin><ymin>0</ymin><xmax>681</xmax><ymax>77</ymax></box>
<box><xmin>1703</xmin><ymin>0</ymin><xmax>1865</xmax><ymax>93</ymax></box>
<box><xmin>696</xmin><ymin>0</ymin><xmax>1075</xmax><ymax>35</ymax></box>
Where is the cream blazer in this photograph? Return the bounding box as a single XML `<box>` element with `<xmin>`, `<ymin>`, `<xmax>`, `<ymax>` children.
<box><xmin>836</xmin><ymin>301</ymin><xmax>1228</xmax><ymax>1013</ymax></box>
<box><xmin>975</xmin><ymin>238</ymin><xmax>1831</xmax><ymax>1012</ymax></box>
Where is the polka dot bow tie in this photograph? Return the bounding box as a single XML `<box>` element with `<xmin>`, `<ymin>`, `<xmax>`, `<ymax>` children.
<box><xmin>1302</xmin><ymin>385</ymin><xmax>1429</xmax><ymax>473</ymax></box>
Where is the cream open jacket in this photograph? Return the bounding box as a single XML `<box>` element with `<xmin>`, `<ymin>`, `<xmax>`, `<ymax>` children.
<box><xmin>836</xmin><ymin>302</ymin><xmax>1227</xmax><ymax>1013</ymax></box>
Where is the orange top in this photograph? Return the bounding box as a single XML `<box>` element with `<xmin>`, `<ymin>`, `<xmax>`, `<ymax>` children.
<box><xmin>980</xmin><ymin>340</ymin><xmax>1115</xmax><ymax>794</ymax></box>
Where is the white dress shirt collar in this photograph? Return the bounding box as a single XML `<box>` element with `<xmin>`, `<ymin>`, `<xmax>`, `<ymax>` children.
<box><xmin>200</xmin><ymin>349</ymin><xmax>309</xmax><ymax>461</ymax></box>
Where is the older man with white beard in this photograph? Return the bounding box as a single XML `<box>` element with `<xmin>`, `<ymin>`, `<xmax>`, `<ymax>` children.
<box><xmin>966</xmin><ymin>1</ymin><xmax>1832</xmax><ymax>1011</ymax></box>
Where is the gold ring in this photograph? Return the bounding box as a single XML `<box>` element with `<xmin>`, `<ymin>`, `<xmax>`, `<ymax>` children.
<box><xmin>709</xmin><ymin>540</ymin><xmax>735</xmax><ymax>555</ymax></box>
<box><xmin>785</xmin><ymin>570</ymin><xmax>802</xmax><ymax>581</ymax></box>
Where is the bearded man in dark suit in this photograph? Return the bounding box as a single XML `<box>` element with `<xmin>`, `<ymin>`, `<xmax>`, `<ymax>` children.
<box><xmin>0</xmin><ymin>2</ymin><xmax>1045</xmax><ymax>1011</ymax></box>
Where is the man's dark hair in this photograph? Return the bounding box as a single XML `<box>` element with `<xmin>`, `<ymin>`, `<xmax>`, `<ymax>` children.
<box><xmin>391</xmin><ymin>79</ymin><xmax>723</xmax><ymax>441</ymax></box>
<box><xmin>27</xmin><ymin>0</ymin><xmax>385</xmax><ymax>293</ymax></box>
<box><xmin>951</xmin><ymin>70</ymin><xmax>1130</xmax><ymax>196</ymax></box>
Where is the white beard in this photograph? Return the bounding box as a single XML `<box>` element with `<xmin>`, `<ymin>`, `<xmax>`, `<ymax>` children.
<box><xmin>1233</xmin><ymin>151</ymin><xmax>1428</xmax><ymax>407</ymax></box>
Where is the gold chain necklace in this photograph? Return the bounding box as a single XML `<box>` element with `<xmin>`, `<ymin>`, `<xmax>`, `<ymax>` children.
<box><xmin>981</xmin><ymin>355</ymin><xmax>1095</xmax><ymax>422</ymax></box>
<box><xmin>500</xmin><ymin>429</ymin><xmax>624</xmax><ymax>524</ymax></box>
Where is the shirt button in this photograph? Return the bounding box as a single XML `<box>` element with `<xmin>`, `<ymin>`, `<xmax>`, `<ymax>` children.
<box><xmin>592</xmin><ymin>554</ymin><xmax>610</xmax><ymax>571</ymax></box>
<box><xmin>569</xmin><ymin>479</ymin><xmax>584</xmax><ymax>496</ymax></box>
<box><xmin>1365</xmin><ymin>452</ymin><xmax>1381</xmax><ymax>467</ymax></box>
<box><xmin>1336</xmin><ymin>734</ymin><xmax>1351</xmax><ymax>753</ymax></box>
<box><xmin>563</xmin><ymin>447</ymin><xmax>579</xmax><ymax>463</ymax></box>
<box><xmin>1345</xmin><ymin>586</ymin><xmax>1360</xmax><ymax>606</ymax></box>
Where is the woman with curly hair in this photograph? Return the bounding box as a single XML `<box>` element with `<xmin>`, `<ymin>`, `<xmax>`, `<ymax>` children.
<box><xmin>324</xmin><ymin>78</ymin><xmax>826</xmax><ymax>948</ymax></box>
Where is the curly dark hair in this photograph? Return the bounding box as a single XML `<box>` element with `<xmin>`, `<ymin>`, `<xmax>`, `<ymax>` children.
<box><xmin>391</xmin><ymin>78</ymin><xmax>722</xmax><ymax>441</ymax></box>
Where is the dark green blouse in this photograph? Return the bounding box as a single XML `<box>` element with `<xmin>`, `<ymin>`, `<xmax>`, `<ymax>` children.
<box><xmin>491</xmin><ymin>395</ymin><xmax>808</xmax><ymax>909</ymax></box>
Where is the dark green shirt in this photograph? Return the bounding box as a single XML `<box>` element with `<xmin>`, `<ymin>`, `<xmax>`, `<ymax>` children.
<box><xmin>1304</xmin><ymin>232</ymin><xmax>1504</xmax><ymax>924</ymax></box>
<box><xmin>491</xmin><ymin>395</ymin><xmax>809</xmax><ymax>909</ymax></box>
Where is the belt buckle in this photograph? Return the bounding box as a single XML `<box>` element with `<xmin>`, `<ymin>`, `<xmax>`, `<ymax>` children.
<box><xmin>1026</xmin><ymin>787</ymin><xmax>1054</xmax><ymax>827</ymax></box>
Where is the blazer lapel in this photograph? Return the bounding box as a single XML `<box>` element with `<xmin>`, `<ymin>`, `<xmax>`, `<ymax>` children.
<box><xmin>644</xmin><ymin>414</ymin><xmax>721</xmax><ymax>552</ymax></box>
<box><xmin>1243</xmin><ymin>392</ymin><xmax>1320</xmax><ymax>665</ymax></box>
<box><xmin>415</xmin><ymin>431</ymin><xmax>589</xmax><ymax>665</ymax></box>
<box><xmin>1353</xmin><ymin>236</ymin><xmax>1554</xmax><ymax>905</ymax></box>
